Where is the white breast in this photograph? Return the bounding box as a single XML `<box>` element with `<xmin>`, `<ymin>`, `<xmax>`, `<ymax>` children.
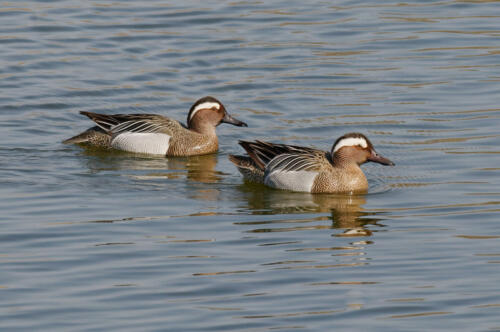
<box><xmin>264</xmin><ymin>170</ymin><xmax>318</xmax><ymax>192</ymax></box>
<box><xmin>111</xmin><ymin>133</ymin><xmax>171</xmax><ymax>155</ymax></box>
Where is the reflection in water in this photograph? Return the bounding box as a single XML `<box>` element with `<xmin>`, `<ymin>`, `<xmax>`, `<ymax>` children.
<box><xmin>78</xmin><ymin>146</ymin><xmax>221</xmax><ymax>184</ymax></box>
<box><xmin>167</xmin><ymin>154</ymin><xmax>220</xmax><ymax>184</ymax></box>
<box><xmin>236</xmin><ymin>184</ymin><xmax>384</xmax><ymax>236</ymax></box>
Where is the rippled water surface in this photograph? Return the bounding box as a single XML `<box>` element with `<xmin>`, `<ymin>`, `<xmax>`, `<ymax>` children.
<box><xmin>1</xmin><ymin>1</ymin><xmax>500</xmax><ymax>331</ymax></box>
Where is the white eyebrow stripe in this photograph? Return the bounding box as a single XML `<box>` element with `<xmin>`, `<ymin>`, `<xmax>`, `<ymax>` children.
<box><xmin>333</xmin><ymin>137</ymin><xmax>368</xmax><ymax>153</ymax></box>
<box><xmin>189</xmin><ymin>102</ymin><xmax>220</xmax><ymax>121</ymax></box>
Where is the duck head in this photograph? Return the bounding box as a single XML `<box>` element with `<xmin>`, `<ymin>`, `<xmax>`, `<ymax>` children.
<box><xmin>187</xmin><ymin>96</ymin><xmax>247</xmax><ymax>134</ymax></box>
<box><xmin>331</xmin><ymin>133</ymin><xmax>395</xmax><ymax>166</ymax></box>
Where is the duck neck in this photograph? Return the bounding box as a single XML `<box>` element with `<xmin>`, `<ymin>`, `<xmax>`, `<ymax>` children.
<box><xmin>331</xmin><ymin>152</ymin><xmax>361</xmax><ymax>170</ymax></box>
<box><xmin>189</xmin><ymin>122</ymin><xmax>217</xmax><ymax>137</ymax></box>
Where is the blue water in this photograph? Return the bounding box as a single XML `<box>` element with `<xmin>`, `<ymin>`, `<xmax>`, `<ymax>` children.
<box><xmin>1</xmin><ymin>1</ymin><xmax>500</xmax><ymax>331</ymax></box>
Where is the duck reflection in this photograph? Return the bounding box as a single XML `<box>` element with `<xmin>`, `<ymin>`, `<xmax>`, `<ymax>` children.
<box><xmin>77</xmin><ymin>146</ymin><xmax>221</xmax><ymax>184</ymax></box>
<box><xmin>166</xmin><ymin>154</ymin><xmax>220</xmax><ymax>184</ymax></box>
<box><xmin>237</xmin><ymin>184</ymin><xmax>383</xmax><ymax>236</ymax></box>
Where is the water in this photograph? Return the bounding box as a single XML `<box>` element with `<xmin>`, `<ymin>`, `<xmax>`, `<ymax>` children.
<box><xmin>1</xmin><ymin>1</ymin><xmax>500</xmax><ymax>330</ymax></box>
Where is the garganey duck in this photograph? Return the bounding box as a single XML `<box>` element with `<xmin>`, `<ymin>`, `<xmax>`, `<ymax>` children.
<box><xmin>229</xmin><ymin>133</ymin><xmax>394</xmax><ymax>193</ymax></box>
<box><xmin>63</xmin><ymin>96</ymin><xmax>247</xmax><ymax>156</ymax></box>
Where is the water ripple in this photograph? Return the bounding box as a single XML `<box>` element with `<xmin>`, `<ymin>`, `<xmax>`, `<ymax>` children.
<box><xmin>1</xmin><ymin>0</ymin><xmax>500</xmax><ymax>331</ymax></box>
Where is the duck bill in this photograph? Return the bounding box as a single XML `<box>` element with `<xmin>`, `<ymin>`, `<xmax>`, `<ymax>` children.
<box><xmin>221</xmin><ymin>113</ymin><xmax>248</xmax><ymax>127</ymax></box>
<box><xmin>368</xmin><ymin>150</ymin><xmax>395</xmax><ymax>166</ymax></box>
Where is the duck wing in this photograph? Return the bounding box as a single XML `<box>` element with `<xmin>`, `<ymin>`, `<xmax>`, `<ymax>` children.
<box><xmin>266</xmin><ymin>152</ymin><xmax>325</xmax><ymax>173</ymax></box>
<box><xmin>80</xmin><ymin>112</ymin><xmax>181</xmax><ymax>136</ymax></box>
<box><xmin>80</xmin><ymin>112</ymin><xmax>186</xmax><ymax>155</ymax></box>
<box><xmin>238</xmin><ymin>140</ymin><xmax>321</xmax><ymax>169</ymax></box>
<box><xmin>262</xmin><ymin>146</ymin><xmax>330</xmax><ymax>193</ymax></box>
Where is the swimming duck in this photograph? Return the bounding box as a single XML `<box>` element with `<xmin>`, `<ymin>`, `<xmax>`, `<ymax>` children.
<box><xmin>228</xmin><ymin>133</ymin><xmax>394</xmax><ymax>193</ymax></box>
<box><xmin>63</xmin><ymin>96</ymin><xmax>247</xmax><ymax>156</ymax></box>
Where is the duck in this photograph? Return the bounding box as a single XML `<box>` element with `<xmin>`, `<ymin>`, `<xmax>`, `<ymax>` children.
<box><xmin>228</xmin><ymin>133</ymin><xmax>394</xmax><ymax>194</ymax></box>
<box><xmin>63</xmin><ymin>96</ymin><xmax>247</xmax><ymax>156</ymax></box>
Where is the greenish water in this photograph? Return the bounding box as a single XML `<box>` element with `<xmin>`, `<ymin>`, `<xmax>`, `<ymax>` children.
<box><xmin>1</xmin><ymin>1</ymin><xmax>500</xmax><ymax>331</ymax></box>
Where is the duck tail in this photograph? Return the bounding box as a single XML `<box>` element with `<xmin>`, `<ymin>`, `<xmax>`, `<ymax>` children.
<box><xmin>63</xmin><ymin>132</ymin><xmax>92</xmax><ymax>144</ymax></box>
<box><xmin>228</xmin><ymin>154</ymin><xmax>265</xmax><ymax>183</ymax></box>
<box><xmin>62</xmin><ymin>126</ymin><xmax>110</xmax><ymax>146</ymax></box>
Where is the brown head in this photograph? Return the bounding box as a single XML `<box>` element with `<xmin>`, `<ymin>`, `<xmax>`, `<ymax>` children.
<box><xmin>331</xmin><ymin>133</ymin><xmax>395</xmax><ymax>166</ymax></box>
<box><xmin>187</xmin><ymin>96</ymin><xmax>247</xmax><ymax>134</ymax></box>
